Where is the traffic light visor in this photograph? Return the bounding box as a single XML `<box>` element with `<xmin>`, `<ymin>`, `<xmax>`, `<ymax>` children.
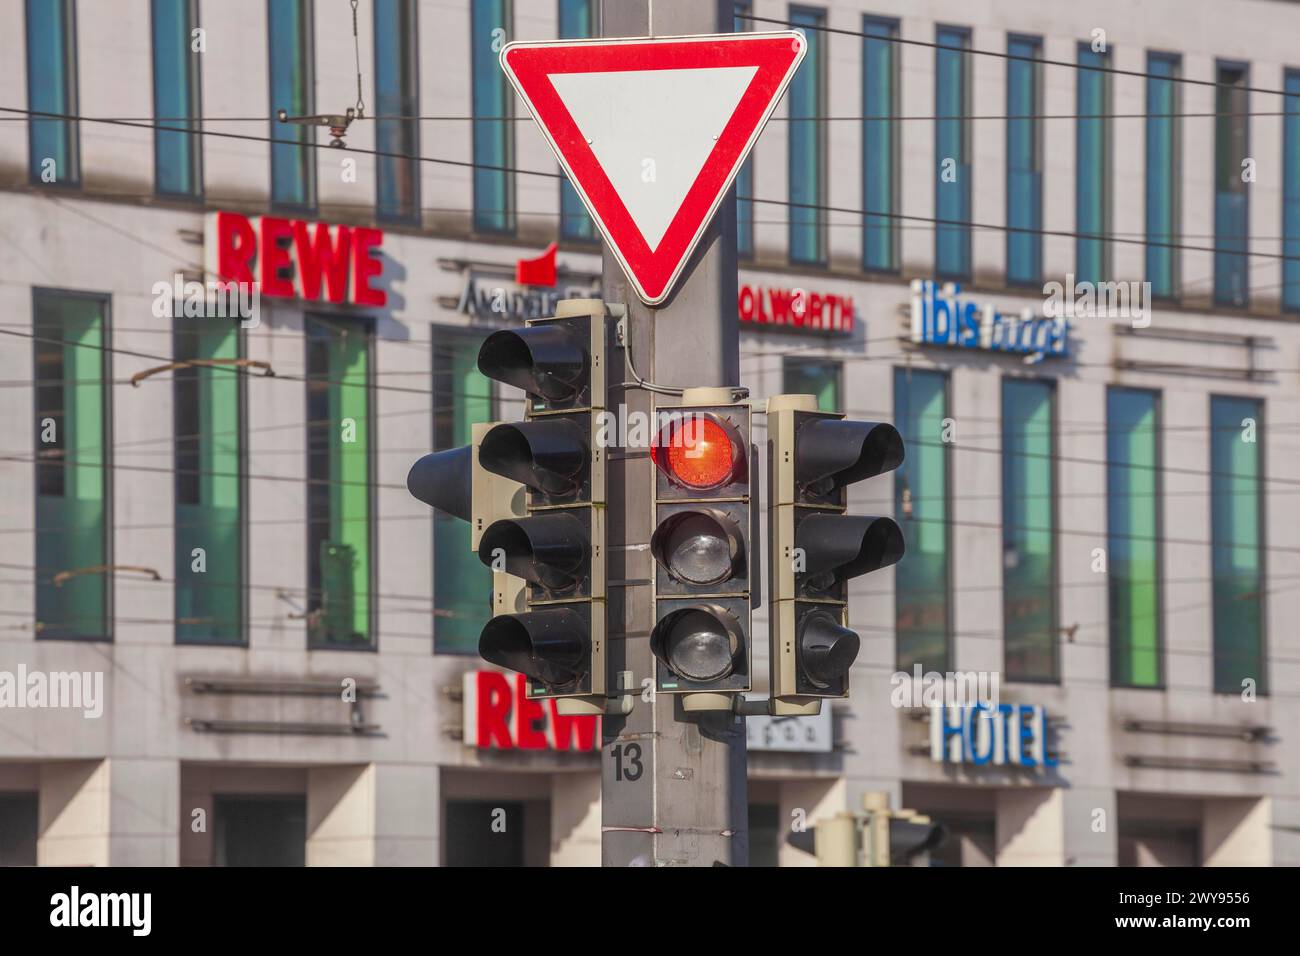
<box><xmin>406</xmin><ymin>446</ymin><xmax>472</xmax><ymax>521</ymax></box>
<box><xmin>479</xmin><ymin>608</ymin><xmax>588</xmax><ymax>688</ymax></box>
<box><xmin>478</xmin><ymin>325</ymin><xmax>587</xmax><ymax>405</ymax></box>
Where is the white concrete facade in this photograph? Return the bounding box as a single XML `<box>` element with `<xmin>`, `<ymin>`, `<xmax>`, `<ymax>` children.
<box><xmin>0</xmin><ymin>0</ymin><xmax>1297</xmax><ymax>866</ymax></box>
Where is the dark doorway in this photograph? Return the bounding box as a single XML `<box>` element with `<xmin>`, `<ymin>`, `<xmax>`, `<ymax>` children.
<box><xmin>214</xmin><ymin>795</ymin><xmax>306</xmax><ymax>866</ymax></box>
<box><xmin>0</xmin><ymin>793</ymin><xmax>38</xmax><ymax>866</ymax></box>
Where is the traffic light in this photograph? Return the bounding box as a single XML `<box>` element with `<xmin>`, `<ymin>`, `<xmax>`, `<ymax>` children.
<box><xmin>648</xmin><ymin>389</ymin><xmax>755</xmax><ymax>710</ymax></box>
<box><xmin>473</xmin><ymin>300</ymin><xmax>612</xmax><ymax>712</ymax></box>
<box><xmin>767</xmin><ymin>394</ymin><xmax>905</xmax><ymax>714</ymax></box>
<box><xmin>785</xmin><ymin>792</ymin><xmax>947</xmax><ymax>866</ymax></box>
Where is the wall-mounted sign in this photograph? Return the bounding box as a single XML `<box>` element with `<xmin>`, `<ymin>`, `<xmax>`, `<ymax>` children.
<box><xmin>930</xmin><ymin>702</ymin><xmax>1058</xmax><ymax>768</ymax></box>
<box><xmin>738</xmin><ymin>283</ymin><xmax>854</xmax><ymax>334</ymax></box>
<box><xmin>910</xmin><ymin>279</ymin><xmax>1067</xmax><ymax>360</ymax></box>
<box><xmin>437</xmin><ymin>256</ymin><xmax>601</xmax><ymax>324</ymax></box>
<box><xmin>206</xmin><ymin>211</ymin><xmax>386</xmax><ymax>306</ymax></box>
<box><xmin>462</xmin><ymin>671</ymin><xmax>600</xmax><ymax>752</ymax></box>
<box><xmin>746</xmin><ymin>704</ymin><xmax>833</xmax><ymax>753</ymax></box>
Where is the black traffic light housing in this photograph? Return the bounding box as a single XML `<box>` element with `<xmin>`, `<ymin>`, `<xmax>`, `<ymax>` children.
<box><xmin>473</xmin><ymin>301</ymin><xmax>613</xmax><ymax>710</ymax></box>
<box><xmin>768</xmin><ymin>395</ymin><xmax>905</xmax><ymax>713</ymax></box>
<box><xmin>648</xmin><ymin>396</ymin><xmax>757</xmax><ymax>710</ymax></box>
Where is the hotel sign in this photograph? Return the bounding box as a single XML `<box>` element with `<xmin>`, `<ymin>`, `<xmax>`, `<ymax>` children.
<box><xmin>910</xmin><ymin>279</ymin><xmax>1068</xmax><ymax>360</ymax></box>
<box><xmin>930</xmin><ymin>702</ymin><xmax>1058</xmax><ymax>769</ymax></box>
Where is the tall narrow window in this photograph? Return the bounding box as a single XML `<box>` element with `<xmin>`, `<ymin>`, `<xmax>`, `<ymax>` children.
<box><xmin>935</xmin><ymin>26</ymin><xmax>971</xmax><ymax>279</ymax></box>
<box><xmin>174</xmin><ymin>317</ymin><xmax>242</xmax><ymax>644</ymax></box>
<box><xmin>862</xmin><ymin>16</ymin><xmax>899</xmax><ymax>272</ymax></box>
<box><xmin>782</xmin><ymin>357</ymin><xmax>840</xmax><ymax>412</ymax></box>
<box><xmin>25</xmin><ymin>0</ymin><xmax>80</xmax><ymax>186</ymax></box>
<box><xmin>788</xmin><ymin>6</ymin><xmax>825</xmax><ymax>265</ymax></box>
<box><xmin>268</xmin><ymin>0</ymin><xmax>315</xmax><ymax>210</ymax></box>
<box><xmin>374</xmin><ymin>0</ymin><xmax>420</xmax><ymax>222</ymax></box>
<box><xmin>1076</xmin><ymin>44</ymin><xmax>1110</xmax><ymax>284</ymax></box>
<box><xmin>1002</xmin><ymin>379</ymin><xmax>1056</xmax><ymax>681</ymax></box>
<box><xmin>1215</xmin><ymin>61</ymin><xmax>1250</xmax><ymax>308</ymax></box>
<box><xmin>1210</xmin><ymin>396</ymin><xmax>1265</xmax><ymax>695</ymax></box>
<box><xmin>1146</xmin><ymin>53</ymin><xmax>1180</xmax><ymax>299</ymax></box>
<box><xmin>734</xmin><ymin>1</ymin><xmax>755</xmax><ymax>259</ymax></box>
<box><xmin>1285</xmin><ymin>70</ymin><xmax>1300</xmax><ymax>313</ymax></box>
<box><xmin>34</xmin><ymin>291</ymin><xmax>108</xmax><ymax>640</ymax></box>
<box><xmin>433</xmin><ymin>334</ymin><xmax>495</xmax><ymax>654</ymax></box>
<box><xmin>1107</xmin><ymin>387</ymin><xmax>1161</xmax><ymax>688</ymax></box>
<box><xmin>152</xmin><ymin>0</ymin><xmax>202</xmax><ymax>198</ymax></box>
<box><xmin>472</xmin><ymin>0</ymin><xmax>514</xmax><ymax>234</ymax></box>
<box><xmin>894</xmin><ymin>368</ymin><xmax>950</xmax><ymax>673</ymax></box>
<box><xmin>1006</xmin><ymin>35</ymin><xmax>1042</xmax><ymax>286</ymax></box>
<box><xmin>558</xmin><ymin>0</ymin><xmax>597</xmax><ymax>242</ymax></box>
<box><xmin>305</xmin><ymin>317</ymin><xmax>372</xmax><ymax>648</ymax></box>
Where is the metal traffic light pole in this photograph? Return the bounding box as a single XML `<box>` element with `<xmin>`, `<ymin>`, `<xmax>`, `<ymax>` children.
<box><xmin>598</xmin><ymin>0</ymin><xmax>747</xmax><ymax>867</ymax></box>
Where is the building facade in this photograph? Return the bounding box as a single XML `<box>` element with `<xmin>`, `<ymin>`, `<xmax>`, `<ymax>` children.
<box><xmin>0</xmin><ymin>0</ymin><xmax>1297</xmax><ymax>866</ymax></box>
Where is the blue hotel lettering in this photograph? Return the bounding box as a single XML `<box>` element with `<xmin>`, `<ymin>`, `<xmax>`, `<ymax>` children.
<box><xmin>910</xmin><ymin>280</ymin><xmax>1069</xmax><ymax>359</ymax></box>
<box><xmin>931</xmin><ymin>703</ymin><xmax>1059</xmax><ymax>768</ymax></box>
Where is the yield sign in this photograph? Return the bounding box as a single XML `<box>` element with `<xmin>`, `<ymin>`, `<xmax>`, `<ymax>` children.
<box><xmin>501</xmin><ymin>32</ymin><xmax>806</xmax><ymax>306</ymax></box>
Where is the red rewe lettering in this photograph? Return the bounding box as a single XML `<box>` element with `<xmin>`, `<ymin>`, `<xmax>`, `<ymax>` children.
<box><xmin>259</xmin><ymin>217</ymin><xmax>295</xmax><ymax>298</ymax></box>
<box><xmin>294</xmin><ymin>221</ymin><xmax>353</xmax><ymax>303</ymax></box>
<box><xmin>215</xmin><ymin>211</ymin><xmax>256</xmax><ymax>287</ymax></box>
<box><xmin>474</xmin><ymin>671</ymin><xmax>514</xmax><ymax>749</ymax></box>
<box><xmin>548</xmin><ymin>700</ymin><xmax>600</xmax><ymax>751</ymax></box>
<box><xmin>513</xmin><ymin>675</ymin><xmax>548</xmax><ymax>750</ymax></box>
<box><xmin>351</xmin><ymin>227</ymin><xmax>386</xmax><ymax>306</ymax></box>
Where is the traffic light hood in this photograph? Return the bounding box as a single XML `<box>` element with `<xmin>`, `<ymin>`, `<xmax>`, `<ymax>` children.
<box><xmin>479</xmin><ymin>419</ymin><xmax>589</xmax><ymax>497</ymax></box>
<box><xmin>478</xmin><ymin>325</ymin><xmax>588</xmax><ymax>406</ymax></box>
<box><xmin>797</xmin><ymin>514</ymin><xmax>905</xmax><ymax>587</ymax></box>
<box><xmin>406</xmin><ymin>446</ymin><xmax>472</xmax><ymax>522</ymax></box>
<box><xmin>795</xmin><ymin>419</ymin><xmax>904</xmax><ymax>499</ymax></box>
<box><xmin>478</xmin><ymin>514</ymin><xmax>589</xmax><ymax>593</ymax></box>
<box><xmin>479</xmin><ymin>608</ymin><xmax>588</xmax><ymax>688</ymax></box>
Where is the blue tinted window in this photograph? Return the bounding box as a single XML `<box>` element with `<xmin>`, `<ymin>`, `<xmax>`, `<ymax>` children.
<box><xmin>374</xmin><ymin>0</ymin><xmax>420</xmax><ymax>222</ymax></box>
<box><xmin>1076</xmin><ymin>45</ymin><xmax>1109</xmax><ymax>283</ymax></box>
<box><xmin>734</xmin><ymin>2</ymin><xmax>754</xmax><ymax>258</ymax></box>
<box><xmin>152</xmin><ymin>0</ymin><xmax>202</xmax><ymax>198</ymax></box>
<box><xmin>559</xmin><ymin>0</ymin><xmax>596</xmax><ymax>241</ymax></box>
<box><xmin>935</xmin><ymin>27</ymin><xmax>970</xmax><ymax>279</ymax></box>
<box><xmin>1146</xmin><ymin>53</ymin><xmax>1179</xmax><ymax>298</ymax></box>
<box><xmin>26</xmin><ymin>0</ymin><xmax>80</xmax><ymax>185</ymax></box>
<box><xmin>1006</xmin><ymin>36</ymin><xmax>1041</xmax><ymax>285</ymax></box>
<box><xmin>863</xmin><ymin>17</ymin><xmax>898</xmax><ymax>272</ymax></box>
<box><xmin>268</xmin><ymin>0</ymin><xmax>315</xmax><ymax>210</ymax></box>
<box><xmin>1215</xmin><ymin>62</ymin><xmax>1250</xmax><ymax>308</ymax></box>
<box><xmin>788</xmin><ymin>7</ymin><xmax>825</xmax><ymax>265</ymax></box>
<box><xmin>472</xmin><ymin>0</ymin><xmax>513</xmax><ymax>234</ymax></box>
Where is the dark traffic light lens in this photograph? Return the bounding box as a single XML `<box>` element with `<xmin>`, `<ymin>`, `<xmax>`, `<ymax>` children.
<box><xmin>651</xmin><ymin>414</ymin><xmax>742</xmax><ymax>490</ymax></box>
<box><xmin>650</xmin><ymin>509</ymin><xmax>744</xmax><ymax>587</ymax></box>
<box><xmin>652</xmin><ymin>605</ymin><xmax>741</xmax><ymax>682</ymax></box>
<box><xmin>799</xmin><ymin>610</ymin><xmax>860</xmax><ymax>689</ymax></box>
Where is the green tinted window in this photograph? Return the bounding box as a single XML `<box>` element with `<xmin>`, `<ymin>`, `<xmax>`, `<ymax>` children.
<box><xmin>782</xmin><ymin>358</ymin><xmax>840</xmax><ymax>413</ymax></box>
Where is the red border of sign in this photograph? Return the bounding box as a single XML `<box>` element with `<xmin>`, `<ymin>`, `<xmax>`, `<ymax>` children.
<box><xmin>501</xmin><ymin>32</ymin><xmax>806</xmax><ymax>306</ymax></box>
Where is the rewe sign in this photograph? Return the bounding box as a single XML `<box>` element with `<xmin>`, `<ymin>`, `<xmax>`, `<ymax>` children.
<box><xmin>205</xmin><ymin>211</ymin><xmax>387</xmax><ymax>307</ymax></box>
<box><xmin>462</xmin><ymin>671</ymin><xmax>600</xmax><ymax>752</ymax></box>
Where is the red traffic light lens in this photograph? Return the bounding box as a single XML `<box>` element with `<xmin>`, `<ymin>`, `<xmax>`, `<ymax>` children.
<box><xmin>652</xmin><ymin>415</ymin><xmax>739</xmax><ymax>490</ymax></box>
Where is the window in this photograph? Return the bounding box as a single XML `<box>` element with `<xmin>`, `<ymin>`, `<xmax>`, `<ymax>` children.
<box><xmin>268</xmin><ymin>0</ymin><xmax>315</xmax><ymax>210</ymax></box>
<box><xmin>174</xmin><ymin>317</ymin><xmax>243</xmax><ymax>644</ymax></box>
<box><xmin>782</xmin><ymin>357</ymin><xmax>840</xmax><ymax>412</ymax></box>
<box><xmin>1285</xmin><ymin>70</ymin><xmax>1300</xmax><ymax>312</ymax></box>
<box><xmin>862</xmin><ymin>16</ymin><xmax>899</xmax><ymax>272</ymax></box>
<box><xmin>734</xmin><ymin>2</ymin><xmax>755</xmax><ymax>259</ymax></box>
<box><xmin>1076</xmin><ymin>44</ymin><xmax>1110</xmax><ymax>283</ymax></box>
<box><xmin>152</xmin><ymin>0</ymin><xmax>202</xmax><ymax>198</ymax></box>
<box><xmin>894</xmin><ymin>368</ymin><xmax>950</xmax><ymax>673</ymax></box>
<box><xmin>788</xmin><ymin>6</ymin><xmax>825</xmax><ymax>265</ymax></box>
<box><xmin>34</xmin><ymin>290</ymin><xmax>109</xmax><ymax>640</ymax></box>
<box><xmin>305</xmin><ymin>316</ymin><xmax>373</xmax><ymax>648</ymax></box>
<box><xmin>1006</xmin><ymin>35</ymin><xmax>1042</xmax><ymax>286</ymax></box>
<box><xmin>25</xmin><ymin>0</ymin><xmax>80</xmax><ymax>185</ymax></box>
<box><xmin>214</xmin><ymin>796</ymin><xmax>306</xmax><ymax>867</ymax></box>
<box><xmin>558</xmin><ymin>0</ymin><xmax>597</xmax><ymax>242</ymax></box>
<box><xmin>1107</xmin><ymin>387</ymin><xmax>1161</xmax><ymax>688</ymax></box>
<box><xmin>748</xmin><ymin>803</ymin><xmax>780</xmax><ymax>867</ymax></box>
<box><xmin>1210</xmin><ymin>396</ymin><xmax>1265</xmax><ymax>695</ymax></box>
<box><xmin>1215</xmin><ymin>61</ymin><xmax>1250</xmax><ymax>308</ymax></box>
<box><xmin>935</xmin><ymin>26</ymin><xmax>971</xmax><ymax>279</ymax></box>
<box><xmin>0</xmin><ymin>794</ymin><xmax>38</xmax><ymax>867</ymax></box>
<box><xmin>1146</xmin><ymin>53</ymin><xmax>1180</xmax><ymax>299</ymax></box>
<box><xmin>433</xmin><ymin>333</ymin><xmax>494</xmax><ymax>654</ymax></box>
<box><xmin>1002</xmin><ymin>379</ymin><xmax>1056</xmax><ymax>681</ymax></box>
<box><xmin>374</xmin><ymin>0</ymin><xmax>420</xmax><ymax>222</ymax></box>
<box><xmin>472</xmin><ymin>0</ymin><xmax>514</xmax><ymax>234</ymax></box>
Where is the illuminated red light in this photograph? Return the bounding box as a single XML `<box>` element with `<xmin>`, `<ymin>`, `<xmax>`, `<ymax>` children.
<box><xmin>652</xmin><ymin>415</ymin><xmax>738</xmax><ymax>489</ymax></box>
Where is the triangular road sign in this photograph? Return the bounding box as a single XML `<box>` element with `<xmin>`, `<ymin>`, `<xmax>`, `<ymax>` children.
<box><xmin>501</xmin><ymin>32</ymin><xmax>807</xmax><ymax>306</ymax></box>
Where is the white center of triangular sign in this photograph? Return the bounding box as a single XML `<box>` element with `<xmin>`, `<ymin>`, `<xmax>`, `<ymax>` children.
<box><xmin>550</xmin><ymin>66</ymin><xmax>759</xmax><ymax>252</ymax></box>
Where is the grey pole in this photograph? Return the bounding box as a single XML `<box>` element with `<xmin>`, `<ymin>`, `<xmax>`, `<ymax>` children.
<box><xmin>599</xmin><ymin>0</ymin><xmax>747</xmax><ymax>867</ymax></box>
